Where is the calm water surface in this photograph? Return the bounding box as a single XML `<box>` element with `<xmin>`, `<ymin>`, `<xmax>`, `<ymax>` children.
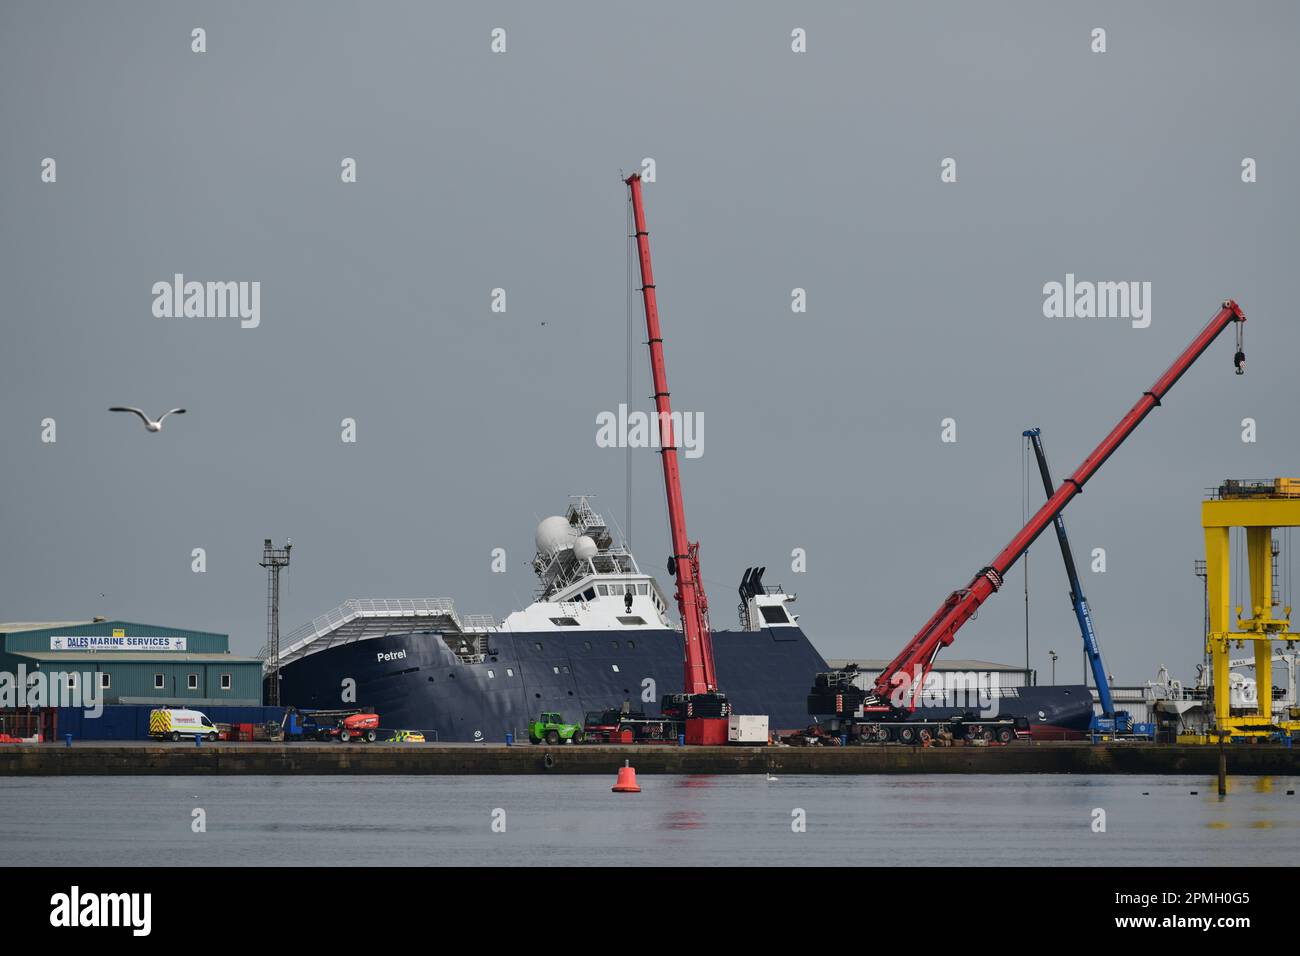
<box><xmin>1</xmin><ymin>774</ymin><xmax>1296</xmax><ymax>866</ymax></box>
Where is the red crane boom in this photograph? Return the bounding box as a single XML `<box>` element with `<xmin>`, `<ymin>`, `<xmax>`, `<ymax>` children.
<box><xmin>868</xmin><ymin>299</ymin><xmax>1247</xmax><ymax>709</ymax></box>
<box><xmin>625</xmin><ymin>173</ymin><xmax>718</xmax><ymax>696</ymax></box>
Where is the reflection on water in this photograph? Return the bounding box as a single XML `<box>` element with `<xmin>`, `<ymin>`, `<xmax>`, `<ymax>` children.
<box><xmin>0</xmin><ymin>774</ymin><xmax>1297</xmax><ymax>867</ymax></box>
<box><xmin>661</xmin><ymin>811</ymin><xmax>705</xmax><ymax>830</ymax></box>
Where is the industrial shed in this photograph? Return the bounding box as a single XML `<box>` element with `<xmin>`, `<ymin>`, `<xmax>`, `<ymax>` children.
<box><xmin>0</xmin><ymin>618</ymin><xmax>263</xmax><ymax>707</ymax></box>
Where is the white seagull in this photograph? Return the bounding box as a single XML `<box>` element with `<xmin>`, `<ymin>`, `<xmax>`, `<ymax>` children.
<box><xmin>109</xmin><ymin>406</ymin><xmax>187</xmax><ymax>433</ymax></box>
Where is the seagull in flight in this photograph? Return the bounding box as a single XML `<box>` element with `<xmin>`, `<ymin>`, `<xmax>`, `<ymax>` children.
<box><xmin>108</xmin><ymin>406</ymin><xmax>187</xmax><ymax>433</ymax></box>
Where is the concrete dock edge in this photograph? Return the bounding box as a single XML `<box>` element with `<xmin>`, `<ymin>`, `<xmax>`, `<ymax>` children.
<box><xmin>1</xmin><ymin>743</ymin><xmax>1298</xmax><ymax>776</ymax></box>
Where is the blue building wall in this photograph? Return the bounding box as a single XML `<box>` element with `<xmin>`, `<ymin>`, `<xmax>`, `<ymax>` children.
<box><xmin>55</xmin><ymin>705</ymin><xmax>286</xmax><ymax>741</ymax></box>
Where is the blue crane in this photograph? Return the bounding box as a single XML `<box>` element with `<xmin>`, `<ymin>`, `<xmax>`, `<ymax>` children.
<box><xmin>1023</xmin><ymin>427</ymin><xmax>1140</xmax><ymax>736</ymax></box>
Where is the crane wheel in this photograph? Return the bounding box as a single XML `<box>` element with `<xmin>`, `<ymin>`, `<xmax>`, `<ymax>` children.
<box><xmin>997</xmin><ymin>728</ymin><xmax>1013</xmax><ymax>744</ymax></box>
<box><xmin>898</xmin><ymin>727</ymin><xmax>916</xmax><ymax>744</ymax></box>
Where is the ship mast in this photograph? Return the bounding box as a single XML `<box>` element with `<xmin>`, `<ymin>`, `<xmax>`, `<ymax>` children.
<box><xmin>624</xmin><ymin>173</ymin><xmax>717</xmax><ymax>696</ymax></box>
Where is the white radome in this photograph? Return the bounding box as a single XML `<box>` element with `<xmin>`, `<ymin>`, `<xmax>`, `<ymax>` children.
<box><xmin>535</xmin><ymin>516</ymin><xmax>576</xmax><ymax>556</ymax></box>
<box><xmin>572</xmin><ymin>535</ymin><xmax>598</xmax><ymax>561</ymax></box>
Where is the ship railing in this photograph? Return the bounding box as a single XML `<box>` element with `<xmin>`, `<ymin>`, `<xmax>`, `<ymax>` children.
<box><xmin>259</xmin><ymin>597</ymin><xmax>464</xmax><ymax>664</ymax></box>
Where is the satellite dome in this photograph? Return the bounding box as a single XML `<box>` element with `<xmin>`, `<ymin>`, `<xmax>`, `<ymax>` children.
<box><xmin>535</xmin><ymin>516</ymin><xmax>576</xmax><ymax>556</ymax></box>
<box><xmin>572</xmin><ymin>535</ymin><xmax>598</xmax><ymax>561</ymax></box>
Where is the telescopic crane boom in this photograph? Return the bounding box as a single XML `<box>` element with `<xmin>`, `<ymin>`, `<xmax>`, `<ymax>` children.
<box><xmin>1023</xmin><ymin>426</ymin><xmax>1134</xmax><ymax>732</ymax></box>
<box><xmin>625</xmin><ymin>172</ymin><xmax>719</xmax><ymax>699</ymax></box>
<box><xmin>866</xmin><ymin>300</ymin><xmax>1247</xmax><ymax>710</ymax></box>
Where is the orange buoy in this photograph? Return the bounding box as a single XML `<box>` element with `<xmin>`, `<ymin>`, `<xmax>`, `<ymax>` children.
<box><xmin>612</xmin><ymin>759</ymin><xmax>641</xmax><ymax>793</ymax></box>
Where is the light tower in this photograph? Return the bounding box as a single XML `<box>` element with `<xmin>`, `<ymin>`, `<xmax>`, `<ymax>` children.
<box><xmin>259</xmin><ymin>538</ymin><xmax>292</xmax><ymax>706</ymax></box>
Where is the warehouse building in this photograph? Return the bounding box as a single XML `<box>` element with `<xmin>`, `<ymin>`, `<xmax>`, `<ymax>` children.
<box><xmin>0</xmin><ymin>618</ymin><xmax>263</xmax><ymax>707</ymax></box>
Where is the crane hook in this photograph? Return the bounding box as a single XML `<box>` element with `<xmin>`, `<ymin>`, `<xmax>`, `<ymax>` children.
<box><xmin>1234</xmin><ymin>323</ymin><xmax>1246</xmax><ymax>375</ymax></box>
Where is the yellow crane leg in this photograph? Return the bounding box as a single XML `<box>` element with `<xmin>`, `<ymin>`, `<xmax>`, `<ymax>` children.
<box><xmin>1204</xmin><ymin>524</ymin><xmax>1232</xmax><ymax>723</ymax></box>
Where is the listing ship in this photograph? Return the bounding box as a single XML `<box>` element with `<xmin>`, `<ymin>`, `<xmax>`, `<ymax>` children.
<box><xmin>270</xmin><ymin>497</ymin><xmax>1095</xmax><ymax>742</ymax></box>
<box><xmin>272</xmin><ymin>497</ymin><xmax>829</xmax><ymax>741</ymax></box>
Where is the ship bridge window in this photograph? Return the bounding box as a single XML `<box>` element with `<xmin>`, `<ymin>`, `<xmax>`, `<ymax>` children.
<box><xmin>760</xmin><ymin>605</ymin><xmax>791</xmax><ymax>625</ymax></box>
<box><xmin>637</xmin><ymin>584</ymin><xmax>648</xmax><ymax>595</ymax></box>
<box><xmin>549</xmin><ymin>617</ymin><xmax>580</xmax><ymax>627</ymax></box>
<box><xmin>583</xmin><ymin>587</ymin><xmax>596</xmax><ymax>601</ymax></box>
<box><xmin>617</xmin><ymin>617</ymin><xmax>646</xmax><ymax>626</ymax></box>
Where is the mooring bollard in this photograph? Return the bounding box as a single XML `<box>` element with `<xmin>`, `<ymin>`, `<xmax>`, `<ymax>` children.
<box><xmin>194</xmin><ymin>734</ymin><xmax>202</xmax><ymax>748</ymax></box>
<box><xmin>505</xmin><ymin>731</ymin><xmax>513</xmax><ymax>747</ymax></box>
<box><xmin>64</xmin><ymin>733</ymin><xmax>72</xmax><ymax>748</ymax></box>
<box><xmin>678</xmin><ymin>733</ymin><xmax>685</xmax><ymax>747</ymax></box>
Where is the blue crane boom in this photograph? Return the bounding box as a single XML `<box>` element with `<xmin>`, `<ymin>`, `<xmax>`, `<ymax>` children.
<box><xmin>1022</xmin><ymin>427</ymin><xmax>1132</xmax><ymax>733</ymax></box>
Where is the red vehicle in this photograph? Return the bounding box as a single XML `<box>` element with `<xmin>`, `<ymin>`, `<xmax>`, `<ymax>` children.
<box><xmin>334</xmin><ymin>713</ymin><xmax>380</xmax><ymax>743</ymax></box>
<box><xmin>583</xmin><ymin>707</ymin><xmax>684</xmax><ymax>745</ymax></box>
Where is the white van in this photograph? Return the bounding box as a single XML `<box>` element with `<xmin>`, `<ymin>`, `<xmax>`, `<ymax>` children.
<box><xmin>149</xmin><ymin>708</ymin><xmax>219</xmax><ymax>741</ymax></box>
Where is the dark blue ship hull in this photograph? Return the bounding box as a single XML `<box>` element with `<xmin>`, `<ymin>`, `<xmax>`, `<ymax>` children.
<box><xmin>278</xmin><ymin>626</ymin><xmax>830</xmax><ymax>742</ymax></box>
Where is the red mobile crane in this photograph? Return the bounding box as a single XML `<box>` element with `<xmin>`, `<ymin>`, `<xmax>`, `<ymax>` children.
<box><xmin>867</xmin><ymin>300</ymin><xmax>1246</xmax><ymax>713</ymax></box>
<box><xmin>804</xmin><ymin>300</ymin><xmax>1246</xmax><ymax>742</ymax></box>
<box><xmin>625</xmin><ymin>173</ymin><xmax>729</xmax><ymax>736</ymax></box>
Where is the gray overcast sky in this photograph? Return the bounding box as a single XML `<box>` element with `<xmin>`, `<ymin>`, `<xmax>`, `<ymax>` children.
<box><xmin>2</xmin><ymin>1</ymin><xmax>1297</xmax><ymax>687</ymax></box>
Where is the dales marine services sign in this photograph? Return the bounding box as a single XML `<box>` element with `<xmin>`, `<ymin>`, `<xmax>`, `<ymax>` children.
<box><xmin>49</xmin><ymin>635</ymin><xmax>188</xmax><ymax>651</ymax></box>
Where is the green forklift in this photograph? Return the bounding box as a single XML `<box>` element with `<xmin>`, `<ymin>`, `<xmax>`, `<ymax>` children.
<box><xmin>528</xmin><ymin>712</ymin><xmax>584</xmax><ymax>745</ymax></box>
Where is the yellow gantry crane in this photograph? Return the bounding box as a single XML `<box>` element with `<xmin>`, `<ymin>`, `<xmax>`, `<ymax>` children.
<box><xmin>1202</xmin><ymin>478</ymin><xmax>1300</xmax><ymax>739</ymax></box>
